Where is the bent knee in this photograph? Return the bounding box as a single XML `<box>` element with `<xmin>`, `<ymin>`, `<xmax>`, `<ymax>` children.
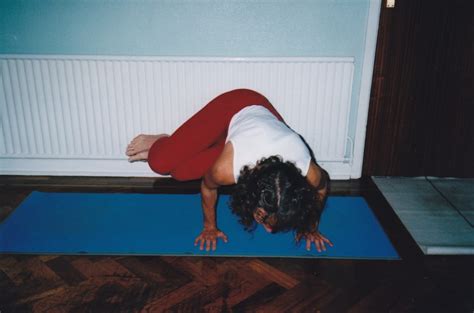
<box><xmin>147</xmin><ymin>150</ymin><xmax>175</xmax><ymax>175</ymax></box>
<box><xmin>148</xmin><ymin>160</ymin><xmax>170</xmax><ymax>175</ymax></box>
<box><xmin>147</xmin><ymin>137</ymin><xmax>175</xmax><ymax>175</ymax></box>
<box><xmin>170</xmin><ymin>170</ymin><xmax>190</xmax><ymax>182</ymax></box>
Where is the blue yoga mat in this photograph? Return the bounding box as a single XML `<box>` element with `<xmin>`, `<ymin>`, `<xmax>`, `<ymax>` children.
<box><xmin>0</xmin><ymin>192</ymin><xmax>399</xmax><ymax>259</ymax></box>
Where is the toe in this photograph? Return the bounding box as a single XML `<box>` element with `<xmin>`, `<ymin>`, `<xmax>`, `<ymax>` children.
<box><xmin>128</xmin><ymin>155</ymin><xmax>140</xmax><ymax>162</ymax></box>
<box><xmin>128</xmin><ymin>151</ymin><xmax>148</xmax><ymax>162</ymax></box>
<box><xmin>125</xmin><ymin>146</ymin><xmax>135</xmax><ymax>156</ymax></box>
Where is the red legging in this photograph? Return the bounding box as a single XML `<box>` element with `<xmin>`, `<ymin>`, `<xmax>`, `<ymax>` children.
<box><xmin>148</xmin><ymin>89</ymin><xmax>284</xmax><ymax>181</ymax></box>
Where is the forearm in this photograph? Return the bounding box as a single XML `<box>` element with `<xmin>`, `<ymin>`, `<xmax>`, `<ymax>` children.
<box><xmin>318</xmin><ymin>185</ymin><xmax>328</xmax><ymax>207</ymax></box>
<box><xmin>200</xmin><ymin>174</ymin><xmax>219</xmax><ymax>229</ymax></box>
<box><xmin>315</xmin><ymin>167</ymin><xmax>329</xmax><ymax>207</ymax></box>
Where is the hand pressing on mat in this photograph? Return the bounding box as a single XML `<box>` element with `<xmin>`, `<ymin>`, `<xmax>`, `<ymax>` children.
<box><xmin>296</xmin><ymin>231</ymin><xmax>333</xmax><ymax>252</ymax></box>
<box><xmin>194</xmin><ymin>227</ymin><xmax>229</xmax><ymax>251</ymax></box>
<box><xmin>195</xmin><ymin>169</ymin><xmax>230</xmax><ymax>251</ymax></box>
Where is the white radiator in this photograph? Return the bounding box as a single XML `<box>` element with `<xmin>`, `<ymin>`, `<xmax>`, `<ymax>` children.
<box><xmin>0</xmin><ymin>55</ymin><xmax>355</xmax><ymax>178</ymax></box>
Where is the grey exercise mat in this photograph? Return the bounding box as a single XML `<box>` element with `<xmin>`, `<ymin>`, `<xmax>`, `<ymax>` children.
<box><xmin>372</xmin><ymin>177</ymin><xmax>474</xmax><ymax>255</ymax></box>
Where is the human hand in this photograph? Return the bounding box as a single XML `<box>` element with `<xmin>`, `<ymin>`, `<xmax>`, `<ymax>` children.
<box><xmin>194</xmin><ymin>227</ymin><xmax>228</xmax><ymax>251</ymax></box>
<box><xmin>296</xmin><ymin>231</ymin><xmax>333</xmax><ymax>252</ymax></box>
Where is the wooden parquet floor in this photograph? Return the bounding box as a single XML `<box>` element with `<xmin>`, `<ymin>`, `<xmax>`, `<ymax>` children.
<box><xmin>0</xmin><ymin>177</ymin><xmax>473</xmax><ymax>313</ymax></box>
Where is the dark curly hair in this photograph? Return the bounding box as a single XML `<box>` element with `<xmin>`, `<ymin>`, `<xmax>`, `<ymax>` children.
<box><xmin>229</xmin><ymin>155</ymin><xmax>328</xmax><ymax>238</ymax></box>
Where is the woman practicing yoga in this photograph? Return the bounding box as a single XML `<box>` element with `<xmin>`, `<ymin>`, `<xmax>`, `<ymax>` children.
<box><xmin>126</xmin><ymin>89</ymin><xmax>332</xmax><ymax>252</ymax></box>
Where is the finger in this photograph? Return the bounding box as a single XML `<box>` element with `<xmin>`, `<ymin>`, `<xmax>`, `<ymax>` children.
<box><xmin>194</xmin><ymin>236</ymin><xmax>201</xmax><ymax>246</ymax></box>
<box><xmin>306</xmin><ymin>239</ymin><xmax>311</xmax><ymax>251</ymax></box>
<box><xmin>212</xmin><ymin>239</ymin><xmax>217</xmax><ymax>251</ymax></box>
<box><xmin>218</xmin><ymin>232</ymin><xmax>228</xmax><ymax>243</ymax></box>
<box><xmin>199</xmin><ymin>239</ymin><xmax>205</xmax><ymax>251</ymax></box>
<box><xmin>206</xmin><ymin>239</ymin><xmax>211</xmax><ymax>251</ymax></box>
<box><xmin>295</xmin><ymin>233</ymin><xmax>302</xmax><ymax>243</ymax></box>
<box><xmin>323</xmin><ymin>237</ymin><xmax>334</xmax><ymax>247</ymax></box>
<box><xmin>315</xmin><ymin>240</ymin><xmax>322</xmax><ymax>252</ymax></box>
<box><xmin>320</xmin><ymin>240</ymin><xmax>327</xmax><ymax>251</ymax></box>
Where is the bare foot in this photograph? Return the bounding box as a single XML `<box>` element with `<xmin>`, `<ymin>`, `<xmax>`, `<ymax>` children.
<box><xmin>126</xmin><ymin>134</ymin><xmax>168</xmax><ymax>159</ymax></box>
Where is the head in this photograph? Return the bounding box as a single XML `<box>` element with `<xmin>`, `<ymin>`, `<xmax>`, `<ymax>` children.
<box><xmin>229</xmin><ymin>156</ymin><xmax>324</xmax><ymax>235</ymax></box>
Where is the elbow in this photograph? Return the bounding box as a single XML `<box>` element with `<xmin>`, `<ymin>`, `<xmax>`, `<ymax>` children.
<box><xmin>203</xmin><ymin>169</ymin><xmax>220</xmax><ymax>190</ymax></box>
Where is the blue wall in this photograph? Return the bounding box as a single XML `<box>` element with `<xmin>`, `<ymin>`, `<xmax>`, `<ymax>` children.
<box><xmin>1</xmin><ymin>0</ymin><xmax>369</xmax><ymax>57</ymax></box>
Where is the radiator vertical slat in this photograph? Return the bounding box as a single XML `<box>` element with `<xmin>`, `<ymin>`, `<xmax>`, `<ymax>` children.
<box><xmin>330</xmin><ymin>63</ymin><xmax>341</xmax><ymax>159</ymax></box>
<box><xmin>15</xmin><ymin>59</ymin><xmax>27</xmax><ymax>154</ymax></box>
<box><xmin>131</xmin><ymin>61</ymin><xmax>139</xmax><ymax>135</ymax></box>
<box><xmin>0</xmin><ymin>61</ymin><xmax>9</xmax><ymax>154</ymax></box>
<box><xmin>328</xmin><ymin>62</ymin><xmax>337</xmax><ymax>159</ymax></box>
<box><xmin>83</xmin><ymin>60</ymin><xmax>94</xmax><ymax>155</ymax></box>
<box><xmin>319</xmin><ymin>63</ymin><xmax>327</xmax><ymax>159</ymax></box>
<box><xmin>1</xmin><ymin>61</ymin><xmax>14</xmax><ymax>154</ymax></box>
<box><xmin>149</xmin><ymin>61</ymin><xmax>159</xmax><ymax>133</ymax></box>
<box><xmin>92</xmin><ymin>61</ymin><xmax>103</xmax><ymax>155</ymax></box>
<box><xmin>33</xmin><ymin>60</ymin><xmax>48</xmax><ymax>155</ymax></box>
<box><xmin>158</xmin><ymin>62</ymin><xmax>166</xmax><ymax>132</ymax></box>
<box><xmin>36</xmin><ymin>59</ymin><xmax>49</xmax><ymax>155</ymax></box>
<box><xmin>338</xmin><ymin>64</ymin><xmax>353</xmax><ymax>158</ymax></box>
<box><xmin>143</xmin><ymin>61</ymin><xmax>151</xmax><ymax>133</ymax></box>
<box><xmin>109</xmin><ymin>61</ymin><xmax>119</xmax><ymax>153</ymax></box>
<box><xmin>64</xmin><ymin>60</ymin><xmax>77</xmax><ymax>154</ymax></box>
<box><xmin>135</xmin><ymin>61</ymin><xmax>145</xmax><ymax>134</ymax></box>
<box><xmin>306</xmin><ymin>63</ymin><xmax>317</xmax><ymax>155</ymax></box>
<box><xmin>53</xmin><ymin>60</ymin><xmax>65</xmax><ymax>155</ymax></box>
<box><xmin>154</xmin><ymin>62</ymin><xmax>164</xmax><ymax>133</ymax></box>
<box><xmin>88</xmin><ymin>61</ymin><xmax>101</xmax><ymax>155</ymax></box>
<box><xmin>333</xmin><ymin>64</ymin><xmax>342</xmax><ymax>158</ymax></box>
<box><xmin>0</xmin><ymin>114</ymin><xmax>5</xmax><ymax>154</ymax></box>
<box><xmin>14</xmin><ymin>61</ymin><xmax>29</xmax><ymax>154</ymax></box>
<box><xmin>334</xmin><ymin>63</ymin><xmax>344</xmax><ymax>158</ymax></box>
<box><xmin>330</xmin><ymin>63</ymin><xmax>340</xmax><ymax>159</ymax></box>
<box><xmin>40</xmin><ymin>60</ymin><xmax>54</xmax><ymax>155</ymax></box>
<box><xmin>58</xmin><ymin>61</ymin><xmax>75</xmax><ymax>155</ymax></box>
<box><xmin>77</xmin><ymin>59</ymin><xmax>89</xmax><ymax>155</ymax></box>
<box><xmin>41</xmin><ymin>60</ymin><xmax>56</xmax><ymax>155</ymax></box>
<box><xmin>94</xmin><ymin>61</ymin><xmax>104</xmax><ymax>155</ymax></box>
<box><xmin>80</xmin><ymin>61</ymin><xmax>92</xmax><ymax>155</ymax></box>
<box><xmin>122</xmin><ymin>61</ymin><xmax>133</xmax><ymax>145</ymax></box>
<box><xmin>17</xmin><ymin>61</ymin><xmax>32</xmax><ymax>154</ymax></box>
<box><xmin>117</xmin><ymin>61</ymin><xmax>126</xmax><ymax>152</ymax></box>
<box><xmin>52</xmin><ymin>61</ymin><xmax>62</xmax><ymax>155</ymax></box>
<box><xmin>55</xmin><ymin>60</ymin><xmax>66</xmax><ymax>155</ymax></box>
<box><xmin>23</xmin><ymin>60</ymin><xmax>38</xmax><ymax>154</ymax></box>
<box><xmin>65</xmin><ymin>59</ymin><xmax>75</xmax><ymax>155</ymax></box>
<box><xmin>101</xmin><ymin>61</ymin><xmax>114</xmax><ymax>156</ymax></box>
<box><xmin>98</xmin><ymin>61</ymin><xmax>109</xmax><ymax>155</ymax></box>
<box><xmin>176</xmin><ymin>61</ymin><xmax>184</xmax><ymax>128</ymax></box>
<box><xmin>73</xmin><ymin>60</ymin><xmax>85</xmax><ymax>155</ymax></box>
<box><xmin>105</xmin><ymin>61</ymin><xmax>118</xmax><ymax>154</ymax></box>
<box><xmin>89</xmin><ymin>60</ymin><xmax>101</xmax><ymax>155</ymax></box>
<box><xmin>69</xmin><ymin>60</ymin><xmax>80</xmax><ymax>155</ymax></box>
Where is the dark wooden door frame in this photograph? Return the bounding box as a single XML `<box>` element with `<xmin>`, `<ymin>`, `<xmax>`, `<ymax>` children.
<box><xmin>363</xmin><ymin>0</ymin><xmax>474</xmax><ymax>177</ymax></box>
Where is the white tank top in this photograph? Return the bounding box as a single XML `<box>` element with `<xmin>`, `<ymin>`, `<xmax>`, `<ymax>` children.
<box><xmin>225</xmin><ymin>105</ymin><xmax>312</xmax><ymax>182</ymax></box>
